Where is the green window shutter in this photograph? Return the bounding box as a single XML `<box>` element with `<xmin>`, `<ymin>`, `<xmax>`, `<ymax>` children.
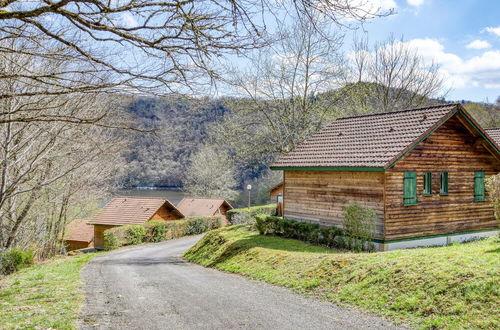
<box><xmin>424</xmin><ymin>172</ymin><xmax>432</xmax><ymax>196</ymax></box>
<box><xmin>440</xmin><ymin>172</ymin><xmax>448</xmax><ymax>195</ymax></box>
<box><xmin>474</xmin><ymin>171</ymin><xmax>485</xmax><ymax>202</ymax></box>
<box><xmin>403</xmin><ymin>172</ymin><xmax>417</xmax><ymax>205</ymax></box>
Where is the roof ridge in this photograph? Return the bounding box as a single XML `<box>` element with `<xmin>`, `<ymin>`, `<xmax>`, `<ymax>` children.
<box><xmin>336</xmin><ymin>103</ymin><xmax>459</xmax><ymax>121</ymax></box>
<box><xmin>181</xmin><ymin>197</ymin><xmax>225</xmax><ymax>200</ymax></box>
<box><xmin>114</xmin><ymin>196</ymin><xmax>168</xmax><ymax>200</ymax></box>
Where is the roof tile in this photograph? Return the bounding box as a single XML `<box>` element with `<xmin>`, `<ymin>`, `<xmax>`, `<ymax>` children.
<box><xmin>177</xmin><ymin>198</ymin><xmax>233</xmax><ymax>217</ymax></box>
<box><xmin>88</xmin><ymin>197</ymin><xmax>183</xmax><ymax>226</ymax></box>
<box><xmin>272</xmin><ymin>104</ymin><xmax>458</xmax><ymax>168</ymax></box>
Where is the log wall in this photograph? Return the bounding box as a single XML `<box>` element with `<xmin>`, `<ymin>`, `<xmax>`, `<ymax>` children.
<box><xmin>283</xmin><ymin>170</ymin><xmax>385</xmax><ymax>238</ymax></box>
<box><xmin>93</xmin><ymin>225</ymin><xmax>116</xmax><ymax>249</ymax></box>
<box><xmin>150</xmin><ymin>205</ymin><xmax>183</xmax><ymax>221</ymax></box>
<box><xmin>385</xmin><ymin>115</ymin><xmax>500</xmax><ymax>240</ymax></box>
<box><xmin>65</xmin><ymin>240</ymin><xmax>93</xmax><ymax>251</ymax></box>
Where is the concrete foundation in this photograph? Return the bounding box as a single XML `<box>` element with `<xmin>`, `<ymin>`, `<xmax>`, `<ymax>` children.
<box><xmin>375</xmin><ymin>229</ymin><xmax>499</xmax><ymax>251</ymax></box>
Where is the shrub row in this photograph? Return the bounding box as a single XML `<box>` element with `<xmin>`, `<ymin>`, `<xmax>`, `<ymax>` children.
<box><xmin>255</xmin><ymin>207</ymin><xmax>376</xmax><ymax>252</ymax></box>
<box><xmin>227</xmin><ymin>204</ymin><xmax>276</xmax><ymax>225</ymax></box>
<box><xmin>104</xmin><ymin>216</ymin><xmax>223</xmax><ymax>250</ymax></box>
<box><xmin>0</xmin><ymin>248</ymin><xmax>34</xmax><ymax>275</ymax></box>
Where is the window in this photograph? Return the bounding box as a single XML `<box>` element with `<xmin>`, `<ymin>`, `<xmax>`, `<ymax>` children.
<box><xmin>440</xmin><ymin>172</ymin><xmax>448</xmax><ymax>195</ymax></box>
<box><xmin>424</xmin><ymin>172</ymin><xmax>432</xmax><ymax>196</ymax></box>
<box><xmin>403</xmin><ymin>172</ymin><xmax>417</xmax><ymax>205</ymax></box>
<box><xmin>474</xmin><ymin>171</ymin><xmax>485</xmax><ymax>202</ymax></box>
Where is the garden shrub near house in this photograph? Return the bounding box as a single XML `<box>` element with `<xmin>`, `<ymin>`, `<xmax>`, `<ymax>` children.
<box><xmin>487</xmin><ymin>174</ymin><xmax>500</xmax><ymax>221</ymax></box>
<box><xmin>104</xmin><ymin>216</ymin><xmax>223</xmax><ymax>250</ymax></box>
<box><xmin>227</xmin><ymin>204</ymin><xmax>276</xmax><ymax>224</ymax></box>
<box><xmin>342</xmin><ymin>204</ymin><xmax>377</xmax><ymax>252</ymax></box>
<box><xmin>0</xmin><ymin>248</ymin><xmax>34</xmax><ymax>275</ymax></box>
<box><xmin>255</xmin><ymin>215</ymin><xmax>346</xmax><ymax>249</ymax></box>
<box><xmin>255</xmin><ymin>204</ymin><xmax>377</xmax><ymax>252</ymax></box>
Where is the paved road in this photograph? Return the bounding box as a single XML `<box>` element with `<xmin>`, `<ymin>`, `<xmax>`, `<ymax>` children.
<box><xmin>80</xmin><ymin>235</ymin><xmax>404</xmax><ymax>330</ymax></box>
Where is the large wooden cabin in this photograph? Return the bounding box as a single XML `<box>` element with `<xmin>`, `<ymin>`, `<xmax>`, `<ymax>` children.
<box><xmin>271</xmin><ymin>104</ymin><xmax>500</xmax><ymax>250</ymax></box>
<box><xmin>88</xmin><ymin>197</ymin><xmax>184</xmax><ymax>249</ymax></box>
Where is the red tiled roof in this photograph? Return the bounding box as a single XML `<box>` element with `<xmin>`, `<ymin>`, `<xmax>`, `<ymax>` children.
<box><xmin>88</xmin><ymin>197</ymin><xmax>183</xmax><ymax>226</ymax></box>
<box><xmin>271</xmin><ymin>103</ymin><xmax>487</xmax><ymax>168</ymax></box>
<box><xmin>65</xmin><ymin>218</ymin><xmax>94</xmax><ymax>243</ymax></box>
<box><xmin>176</xmin><ymin>198</ymin><xmax>233</xmax><ymax>217</ymax></box>
<box><xmin>485</xmin><ymin>128</ymin><xmax>500</xmax><ymax>145</ymax></box>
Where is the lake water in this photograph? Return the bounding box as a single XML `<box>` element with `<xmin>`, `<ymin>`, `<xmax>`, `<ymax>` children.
<box><xmin>116</xmin><ymin>189</ymin><xmax>187</xmax><ymax>205</ymax></box>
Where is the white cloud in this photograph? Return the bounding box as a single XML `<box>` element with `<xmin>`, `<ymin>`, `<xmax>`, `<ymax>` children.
<box><xmin>407</xmin><ymin>0</ymin><xmax>424</xmax><ymax>7</ymax></box>
<box><xmin>403</xmin><ymin>38</ymin><xmax>500</xmax><ymax>90</ymax></box>
<box><xmin>122</xmin><ymin>12</ymin><xmax>138</xmax><ymax>27</ymax></box>
<box><xmin>466</xmin><ymin>40</ymin><xmax>491</xmax><ymax>50</ymax></box>
<box><xmin>484</xmin><ymin>26</ymin><xmax>500</xmax><ymax>37</ymax></box>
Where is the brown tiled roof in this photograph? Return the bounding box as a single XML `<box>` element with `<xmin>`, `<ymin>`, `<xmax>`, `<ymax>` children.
<box><xmin>271</xmin><ymin>103</ymin><xmax>469</xmax><ymax>168</ymax></box>
<box><xmin>88</xmin><ymin>197</ymin><xmax>183</xmax><ymax>226</ymax></box>
<box><xmin>485</xmin><ymin>128</ymin><xmax>500</xmax><ymax>145</ymax></box>
<box><xmin>176</xmin><ymin>198</ymin><xmax>233</xmax><ymax>217</ymax></box>
<box><xmin>65</xmin><ymin>218</ymin><xmax>94</xmax><ymax>243</ymax></box>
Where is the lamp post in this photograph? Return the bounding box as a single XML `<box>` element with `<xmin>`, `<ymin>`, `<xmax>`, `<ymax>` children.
<box><xmin>247</xmin><ymin>184</ymin><xmax>252</xmax><ymax>209</ymax></box>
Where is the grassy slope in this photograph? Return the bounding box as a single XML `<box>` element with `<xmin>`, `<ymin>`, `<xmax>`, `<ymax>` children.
<box><xmin>185</xmin><ymin>225</ymin><xmax>500</xmax><ymax>329</ymax></box>
<box><xmin>0</xmin><ymin>253</ymin><xmax>100</xmax><ymax>329</ymax></box>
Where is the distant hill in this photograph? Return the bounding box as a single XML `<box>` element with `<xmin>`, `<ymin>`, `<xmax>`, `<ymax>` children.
<box><xmin>116</xmin><ymin>87</ymin><xmax>499</xmax><ymax>189</ymax></box>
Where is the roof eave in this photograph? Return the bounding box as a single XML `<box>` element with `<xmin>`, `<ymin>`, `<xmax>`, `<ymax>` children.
<box><xmin>384</xmin><ymin>104</ymin><xmax>500</xmax><ymax>169</ymax></box>
<box><xmin>270</xmin><ymin>166</ymin><xmax>385</xmax><ymax>172</ymax></box>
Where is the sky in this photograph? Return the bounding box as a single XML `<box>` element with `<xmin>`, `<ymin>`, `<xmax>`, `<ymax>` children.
<box><xmin>357</xmin><ymin>0</ymin><xmax>500</xmax><ymax>102</ymax></box>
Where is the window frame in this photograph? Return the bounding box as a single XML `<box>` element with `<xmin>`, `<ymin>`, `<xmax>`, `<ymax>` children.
<box><xmin>474</xmin><ymin>171</ymin><xmax>485</xmax><ymax>202</ymax></box>
<box><xmin>440</xmin><ymin>171</ymin><xmax>448</xmax><ymax>196</ymax></box>
<box><xmin>423</xmin><ymin>172</ymin><xmax>432</xmax><ymax>196</ymax></box>
<box><xmin>403</xmin><ymin>171</ymin><xmax>418</xmax><ymax>206</ymax></box>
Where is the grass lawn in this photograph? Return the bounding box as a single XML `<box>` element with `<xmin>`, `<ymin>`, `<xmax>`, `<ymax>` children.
<box><xmin>184</xmin><ymin>225</ymin><xmax>500</xmax><ymax>329</ymax></box>
<box><xmin>0</xmin><ymin>252</ymin><xmax>100</xmax><ymax>329</ymax></box>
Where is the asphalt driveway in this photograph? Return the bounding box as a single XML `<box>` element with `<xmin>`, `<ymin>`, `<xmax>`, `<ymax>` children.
<box><xmin>80</xmin><ymin>235</ymin><xmax>404</xmax><ymax>330</ymax></box>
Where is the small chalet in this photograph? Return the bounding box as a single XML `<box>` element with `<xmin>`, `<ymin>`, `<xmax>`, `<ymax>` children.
<box><xmin>271</xmin><ymin>103</ymin><xmax>500</xmax><ymax>250</ymax></box>
<box><xmin>176</xmin><ymin>198</ymin><xmax>233</xmax><ymax>218</ymax></box>
<box><xmin>64</xmin><ymin>218</ymin><xmax>94</xmax><ymax>251</ymax></box>
<box><xmin>88</xmin><ymin>197</ymin><xmax>184</xmax><ymax>249</ymax></box>
<box><xmin>269</xmin><ymin>183</ymin><xmax>284</xmax><ymax>203</ymax></box>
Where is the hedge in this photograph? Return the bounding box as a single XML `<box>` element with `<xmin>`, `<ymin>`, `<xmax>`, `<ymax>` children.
<box><xmin>227</xmin><ymin>204</ymin><xmax>276</xmax><ymax>225</ymax></box>
<box><xmin>104</xmin><ymin>216</ymin><xmax>223</xmax><ymax>250</ymax></box>
<box><xmin>0</xmin><ymin>248</ymin><xmax>35</xmax><ymax>275</ymax></box>
<box><xmin>255</xmin><ymin>212</ymin><xmax>375</xmax><ymax>252</ymax></box>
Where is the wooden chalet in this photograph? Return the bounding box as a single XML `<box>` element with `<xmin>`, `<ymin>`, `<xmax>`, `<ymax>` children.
<box><xmin>176</xmin><ymin>198</ymin><xmax>233</xmax><ymax>218</ymax></box>
<box><xmin>64</xmin><ymin>218</ymin><xmax>94</xmax><ymax>251</ymax></box>
<box><xmin>271</xmin><ymin>103</ymin><xmax>500</xmax><ymax>250</ymax></box>
<box><xmin>269</xmin><ymin>183</ymin><xmax>284</xmax><ymax>203</ymax></box>
<box><xmin>88</xmin><ymin>197</ymin><xmax>184</xmax><ymax>249</ymax></box>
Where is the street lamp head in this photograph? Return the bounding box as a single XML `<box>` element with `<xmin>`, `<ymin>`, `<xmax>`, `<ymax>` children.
<box><xmin>246</xmin><ymin>184</ymin><xmax>252</xmax><ymax>190</ymax></box>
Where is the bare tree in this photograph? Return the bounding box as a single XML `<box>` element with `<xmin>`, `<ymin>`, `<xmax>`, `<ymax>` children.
<box><xmin>183</xmin><ymin>145</ymin><xmax>238</xmax><ymax>200</ymax></box>
<box><xmin>0</xmin><ymin>48</ymin><xmax>129</xmax><ymax>251</ymax></box>
<box><xmin>0</xmin><ymin>1</ymin><xmax>391</xmax><ymax>99</ymax></box>
<box><xmin>214</xmin><ymin>18</ymin><xmax>345</xmax><ymax>174</ymax></box>
<box><xmin>340</xmin><ymin>35</ymin><xmax>445</xmax><ymax>115</ymax></box>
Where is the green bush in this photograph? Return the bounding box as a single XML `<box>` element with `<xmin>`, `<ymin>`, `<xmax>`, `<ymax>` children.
<box><xmin>255</xmin><ymin>209</ymin><xmax>377</xmax><ymax>252</ymax></box>
<box><xmin>255</xmin><ymin>215</ymin><xmax>344</xmax><ymax>249</ymax></box>
<box><xmin>343</xmin><ymin>204</ymin><xmax>377</xmax><ymax>252</ymax></box>
<box><xmin>103</xmin><ymin>230</ymin><xmax>121</xmax><ymax>250</ymax></box>
<box><xmin>126</xmin><ymin>225</ymin><xmax>147</xmax><ymax>245</ymax></box>
<box><xmin>487</xmin><ymin>174</ymin><xmax>500</xmax><ymax>222</ymax></box>
<box><xmin>227</xmin><ymin>204</ymin><xmax>276</xmax><ymax>224</ymax></box>
<box><xmin>146</xmin><ymin>221</ymin><xmax>167</xmax><ymax>242</ymax></box>
<box><xmin>0</xmin><ymin>249</ymin><xmax>35</xmax><ymax>275</ymax></box>
<box><xmin>103</xmin><ymin>216</ymin><xmax>224</xmax><ymax>250</ymax></box>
